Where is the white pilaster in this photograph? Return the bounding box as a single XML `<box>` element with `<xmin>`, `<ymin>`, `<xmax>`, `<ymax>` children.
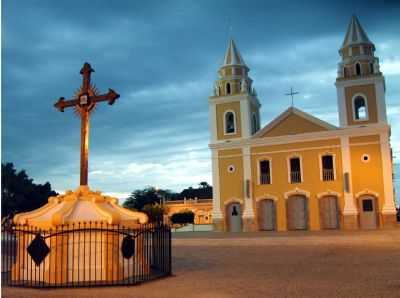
<box><xmin>242</xmin><ymin>146</ymin><xmax>254</xmax><ymax>218</ymax></box>
<box><xmin>240</xmin><ymin>99</ymin><xmax>250</xmax><ymax>138</ymax></box>
<box><xmin>209</xmin><ymin>102</ymin><xmax>218</xmax><ymax>142</ymax></box>
<box><xmin>211</xmin><ymin>149</ymin><xmax>223</xmax><ymax>219</ymax></box>
<box><xmin>336</xmin><ymin>85</ymin><xmax>347</xmax><ymax>127</ymax></box>
<box><xmin>340</xmin><ymin>136</ymin><xmax>358</xmax><ymax>215</ymax></box>
<box><xmin>375</xmin><ymin>79</ymin><xmax>387</xmax><ymax>124</ymax></box>
<box><xmin>380</xmin><ymin>132</ymin><xmax>396</xmax><ymax>214</ymax></box>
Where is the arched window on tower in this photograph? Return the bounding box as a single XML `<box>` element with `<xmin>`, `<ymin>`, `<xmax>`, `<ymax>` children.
<box><xmin>224</xmin><ymin>111</ymin><xmax>236</xmax><ymax>134</ymax></box>
<box><xmin>343</xmin><ymin>67</ymin><xmax>348</xmax><ymax>78</ymax></box>
<box><xmin>369</xmin><ymin>62</ymin><xmax>374</xmax><ymax>74</ymax></box>
<box><xmin>353</xmin><ymin>96</ymin><xmax>368</xmax><ymax>120</ymax></box>
<box><xmin>355</xmin><ymin>63</ymin><xmax>361</xmax><ymax>76</ymax></box>
<box><xmin>226</xmin><ymin>83</ymin><xmax>231</xmax><ymax>95</ymax></box>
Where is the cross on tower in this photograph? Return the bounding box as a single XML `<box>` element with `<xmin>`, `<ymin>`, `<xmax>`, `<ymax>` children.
<box><xmin>285</xmin><ymin>87</ymin><xmax>299</xmax><ymax>107</ymax></box>
<box><xmin>54</xmin><ymin>62</ymin><xmax>120</xmax><ymax>186</ymax></box>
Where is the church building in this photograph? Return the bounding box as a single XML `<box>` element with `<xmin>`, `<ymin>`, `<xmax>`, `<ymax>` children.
<box><xmin>209</xmin><ymin>15</ymin><xmax>397</xmax><ymax>232</ymax></box>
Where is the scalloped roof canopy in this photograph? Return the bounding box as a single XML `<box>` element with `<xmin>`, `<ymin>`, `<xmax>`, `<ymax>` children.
<box><xmin>13</xmin><ymin>186</ymin><xmax>148</xmax><ymax>229</ymax></box>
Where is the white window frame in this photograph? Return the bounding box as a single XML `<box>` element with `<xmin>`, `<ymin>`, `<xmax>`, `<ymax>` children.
<box><xmin>352</xmin><ymin>93</ymin><xmax>369</xmax><ymax>122</ymax></box>
<box><xmin>318</xmin><ymin>152</ymin><xmax>336</xmax><ymax>182</ymax></box>
<box><xmin>223</xmin><ymin>109</ymin><xmax>237</xmax><ymax>135</ymax></box>
<box><xmin>287</xmin><ymin>154</ymin><xmax>303</xmax><ymax>184</ymax></box>
<box><xmin>257</xmin><ymin>157</ymin><xmax>272</xmax><ymax>185</ymax></box>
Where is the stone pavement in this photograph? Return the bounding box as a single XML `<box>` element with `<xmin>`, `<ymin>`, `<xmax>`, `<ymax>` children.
<box><xmin>3</xmin><ymin>229</ymin><xmax>400</xmax><ymax>298</ymax></box>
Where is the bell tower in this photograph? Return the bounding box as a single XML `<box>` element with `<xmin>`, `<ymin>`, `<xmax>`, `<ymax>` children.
<box><xmin>209</xmin><ymin>39</ymin><xmax>261</xmax><ymax>143</ymax></box>
<box><xmin>335</xmin><ymin>15</ymin><xmax>387</xmax><ymax>127</ymax></box>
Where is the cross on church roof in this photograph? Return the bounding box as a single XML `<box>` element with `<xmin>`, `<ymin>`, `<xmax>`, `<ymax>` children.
<box><xmin>285</xmin><ymin>87</ymin><xmax>299</xmax><ymax>107</ymax></box>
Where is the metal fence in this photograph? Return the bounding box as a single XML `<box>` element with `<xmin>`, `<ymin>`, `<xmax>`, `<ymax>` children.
<box><xmin>1</xmin><ymin>222</ymin><xmax>171</xmax><ymax>288</ymax></box>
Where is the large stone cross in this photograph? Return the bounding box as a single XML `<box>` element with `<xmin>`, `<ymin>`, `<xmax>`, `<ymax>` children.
<box><xmin>54</xmin><ymin>62</ymin><xmax>120</xmax><ymax>186</ymax></box>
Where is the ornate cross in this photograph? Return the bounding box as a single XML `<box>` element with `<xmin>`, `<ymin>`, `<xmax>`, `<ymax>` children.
<box><xmin>54</xmin><ymin>62</ymin><xmax>120</xmax><ymax>186</ymax></box>
<box><xmin>285</xmin><ymin>87</ymin><xmax>299</xmax><ymax>107</ymax></box>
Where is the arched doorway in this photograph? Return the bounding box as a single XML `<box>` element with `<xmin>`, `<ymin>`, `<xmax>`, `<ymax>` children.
<box><xmin>227</xmin><ymin>202</ymin><xmax>242</xmax><ymax>232</ymax></box>
<box><xmin>259</xmin><ymin>199</ymin><xmax>276</xmax><ymax>231</ymax></box>
<box><xmin>287</xmin><ymin>195</ymin><xmax>308</xmax><ymax>230</ymax></box>
<box><xmin>358</xmin><ymin>196</ymin><xmax>378</xmax><ymax>229</ymax></box>
<box><xmin>319</xmin><ymin>196</ymin><xmax>339</xmax><ymax>229</ymax></box>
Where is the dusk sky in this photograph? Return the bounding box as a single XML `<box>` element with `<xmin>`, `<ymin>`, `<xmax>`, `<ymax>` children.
<box><xmin>2</xmin><ymin>0</ymin><xmax>400</xmax><ymax>199</ymax></box>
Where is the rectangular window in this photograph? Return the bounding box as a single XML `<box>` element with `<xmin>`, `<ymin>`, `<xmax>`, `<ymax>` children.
<box><xmin>259</xmin><ymin>160</ymin><xmax>271</xmax><ymax>184</ymax></box>
<box><xmin>289</xmin><ymin>157</ymin><xmax>301</xmax><ymax>184</ymax></box>
<box><xmin>322</xmin><ymin>155</ymin><xmax>335</xmax><ymax>181</ymax></box>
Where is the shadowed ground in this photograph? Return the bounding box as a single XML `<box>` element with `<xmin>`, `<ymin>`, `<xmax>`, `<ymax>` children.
<box><xmin>2</xmin><ymin>229</ymin><xmax>400</xmax><ymax>298</ymax></box>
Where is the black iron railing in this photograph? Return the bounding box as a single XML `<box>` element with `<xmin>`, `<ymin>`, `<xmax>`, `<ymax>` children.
<box><xmin>1</xmin><ymin>222</ymin><xmax>171</xmax><ymax>288</ymax></box>
<box><xmin>290</xmin><ymin>171</ymin><xmax>301</xmax><ymax>183</ymax></box>
<box><xmin>260</xmin><ymin>173</ymin><xmax>271</xmax><ymax>184</ymax></box>
<box><xmin>322</xmin><ymin>169</ymin><xmax>335</xmax><ymax>181</ymax></box>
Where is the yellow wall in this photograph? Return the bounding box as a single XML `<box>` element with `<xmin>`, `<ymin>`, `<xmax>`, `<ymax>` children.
<box><xmin>218</xmin><ymin>149</ymin><xmax>244</xmax><ymax>212</ymax></box>
<box><xmin>260</xmin><ymin>113</ymin><xmax>328</xmax><ymax>137</ymax></box>
<box><xmin>349</xmin><ymin>137</ymin><xmax>384</xmax><ymax>211</ymax></box>
<box><xmin>349</xmin><ymin>134</ymin><xmax>380</xmax><ymax>143</ymax></box>
<box><xmin>165</xmin><ymin>200</ymin><xmax>213</xmax><ymax>224</ymax></box>
<box><xmin>216</xmin><ymin>101</ymin><xmax>242</xmax><ymax>140</ymax></box>
<box><xmin>250</xmin><ymin>139</ymin><xmax>343</xmax><ymax>231</ymax></box>
<box><xmin>345</xmin><ymin>84</ymin><xmax>378</xmax><ymax>125</ymax></box>
<box><xmin>215</xmin><ymin>133</ymin><xmax>388</xmax><ymax>231</ymax></box>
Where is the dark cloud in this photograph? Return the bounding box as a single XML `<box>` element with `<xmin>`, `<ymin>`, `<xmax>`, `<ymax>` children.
<box><xmin>2</xmin><ymin>0</ymin><xmax>400</xmax><ymax>196</ymax></box>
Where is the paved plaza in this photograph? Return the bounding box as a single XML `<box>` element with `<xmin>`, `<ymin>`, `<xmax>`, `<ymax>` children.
<box><xmin>3</xmin><ymin>229</ymin><xmax>400</xmax><ymax>298</ymax></box>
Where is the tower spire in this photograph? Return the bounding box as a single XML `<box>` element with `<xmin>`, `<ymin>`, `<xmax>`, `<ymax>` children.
<box><xmin>341</xmin><ymin>15</ymin><xmax>374</xmax><ymax>50</ymax></box>
<box><xmin>222</xmin><ymin>39</ymin><xmax>247</xmax><ymax>67</ymax></box>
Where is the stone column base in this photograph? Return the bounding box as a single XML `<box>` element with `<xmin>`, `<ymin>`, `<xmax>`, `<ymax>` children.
<box><xmin>213</xmin><ymin>218</ymin><xmax>225</xmax><ymax>232</ymax></box>
<box><xmin>243</xmin><ymin>217</ymin><xmax>257</xmax><ymax>232</ymax></box>
<box><xmin>342</xmin><ymin>214</ymin><xmax>359</xmax><ymax>230</ymax></box>
<box><xmin>381</xmin><ymin>213</ymin><xmax>398</xmax><ymax>228</ymax></box>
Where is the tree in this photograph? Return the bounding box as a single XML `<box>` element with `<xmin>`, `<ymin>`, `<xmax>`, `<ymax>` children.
<box><xmin>142</xmin><ymin>203</ymin><xmax>165</xmax><ymax>222</ymax></box>
<box><xmin>199</xmin><ymin>181</ymin><xmax>211</xmax><ymax>189</ymax></box>
<box><xmin>1</xmin><ymin>163</ymin><xmax>58</xmax><ymax>218</ymax></box>
<box><xmin>123</xmin><ymin>186</ymin><xmax>174</xmax><ymax>211</ymax></box>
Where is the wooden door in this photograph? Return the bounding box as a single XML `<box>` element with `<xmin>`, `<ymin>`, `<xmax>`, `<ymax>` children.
<box><xmin>319</xmin><ymin>196</ymin><xmax>339</xmax><ymax>229</ymax></box>
<box><xmin>260</xmin><ymin>200</ymin><xmax>276</xmax><ymax>231</ymax></box>
<box><xmin>287</xmin><ymin>196</ymin><xmax>307</xmax><ymax>230</ymax></box>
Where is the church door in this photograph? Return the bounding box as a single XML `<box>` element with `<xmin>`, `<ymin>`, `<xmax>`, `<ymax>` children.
<box><xmin>228</xmin><ymin>203</ymin><xmax>242</xmax><ymax>232</ymax></box>
<box><xmin>359</xmin><ymin>196</ymin><xmax>377</xmax><ymax>229</ymax></box>
<box><xmin>260</xmin><ymin>199</ymin><xmax>276</xmax><ymax>231</ymax></box>
<box><xmin>287</xmin><ymin>195</ymin><xmax>308</xmax><ymax>230</ymax></box>
<box><xmin>319</xmin><ymin>196</ymin><xmax>339</xmax><ymax>229</ymax></box>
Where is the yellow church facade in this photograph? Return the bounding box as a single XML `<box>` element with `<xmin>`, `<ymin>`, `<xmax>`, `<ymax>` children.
<box><xmin>209</xmin><ymin>16</ymin><xmax>397</xmax><ymax>232</ymax></box>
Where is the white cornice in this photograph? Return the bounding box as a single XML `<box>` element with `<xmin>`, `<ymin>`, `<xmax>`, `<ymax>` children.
<box><xmin>209</xmin><ymin>123</ymin><xmax>389</xmax><ymax>150</ymax></box>
<box><xmin>209</xmin><ymin>94</ymin><xmax>261</xmax><ymax>108</ymax></box>
<box><xmin>335</xmin><ymin>75</ymin><xmax>384</xmax><ymax>88</ymax></box>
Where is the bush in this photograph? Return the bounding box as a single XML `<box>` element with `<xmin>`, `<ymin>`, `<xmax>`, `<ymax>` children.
<box><xmin>170</xmin><ymin>210</ymin><xmax>195</xmax><ymax>224</ymax></box>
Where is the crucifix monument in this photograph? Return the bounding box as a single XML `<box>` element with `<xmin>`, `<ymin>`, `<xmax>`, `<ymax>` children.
<box><xmin>12</xmin><ymin>62</ymin><xmax>149</xmax><ymax>285</ymax></box>
<box><xmin>54</xmin><ymin>62</ymin><xmax>120</xmax><ymax>186</ymax></box>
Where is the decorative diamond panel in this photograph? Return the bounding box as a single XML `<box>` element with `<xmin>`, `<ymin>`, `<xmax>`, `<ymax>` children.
<box><xmin>121</xmin><ymin>235</ymin><xmax>135</xmax><ymax>259</ymax></box>
<box><xmin>27</xmin><ymin>234</ymin><xmax>50</xmax><ymax>266</ymax></box>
